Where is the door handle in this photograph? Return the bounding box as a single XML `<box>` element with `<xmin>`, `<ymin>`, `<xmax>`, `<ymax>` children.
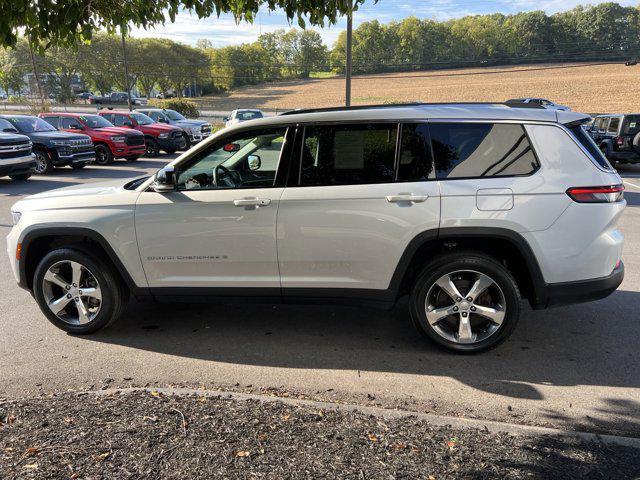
<box><xmin>233</xmin><ymin>197</ymin><xmax>271</xmax><ymax>207</ymax></box>
<box><xmin>386</xmin><ymin>194</ymin><xmax>429</xmax><ymax>203</ymax></box>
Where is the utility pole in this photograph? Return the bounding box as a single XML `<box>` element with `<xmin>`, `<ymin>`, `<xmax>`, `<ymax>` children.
<box><xmin>121</xmin><ymin>27</ymin><xmax>133</xmax><ymax>111</ymax></box>
<box><xmin>28</xmin><ymin>39</ymin><xmax>45</xmax><ymax>108</ymax></box>
<box><xmin>345</xmin><ymin>3</ymin><xmax>353</xmax><ymax>107</ymax></box>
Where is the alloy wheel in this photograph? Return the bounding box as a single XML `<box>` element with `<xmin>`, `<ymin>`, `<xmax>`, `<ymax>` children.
<box><xmin>34</xmin><ymin>152</ymin><xmax>48</xmax><ymax>174</ymax></box>
<box><xmin>41</xmin><ymin>260</ymin><xmax>102</xmax><ymax>325</ymax></box>
<box><xmin>424</xmin><ymin>270</ymin><xmax>506</xmax><ymax>345</ymax></box>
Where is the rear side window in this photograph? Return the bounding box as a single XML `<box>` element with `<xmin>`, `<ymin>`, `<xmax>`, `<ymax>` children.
<box><xmin>397</xmin><ymin>123</ymin><xmax>434</xmax><ymax>181</ymax></box>
<box><xmin>569</xmin><ymin>125</ymin><xmax>613</xmax><ymax>170</ymax></box>
<box><xmin>607</xmin><ymin>117</ymin><xmax>620</xmax><ymax>134</ymax></box>
<box><xmin>430</xmin><ymin>123</ymin><xmax>539</xmax><ymax>179</ymax></box>
<box><xmin>622</xmin><ymin>115</ymin><xmax>640</xmax><ymax>136</ymax></box>
<box><xmin>300</xmin><ymin>124</ymin><xmax>396</xmax><ymax>186</ymax></box>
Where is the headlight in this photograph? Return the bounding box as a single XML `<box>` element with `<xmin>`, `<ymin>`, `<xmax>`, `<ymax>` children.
<box><xmin>111</xmin><ymin>136</ymin><xmax>126</xmax><ymax>143</ymax></box>
<box><xmin>158</xmin><ymin>133</ymin><xmax>169</xmax><ymax>138</ymax></box>
<box><xmin>11</xmin><ymin>211</ymin><xmax>21</xmax><ymax>225</ymax></box>
<box><xmin>190</xmin><ymin>127</ymin><xmax>200</xmax><ymax>134</ymax></box>
<box><xmin>51</xmin><ymin>140</ymin><xmax>70</xmax><ymax>146</ymax></box>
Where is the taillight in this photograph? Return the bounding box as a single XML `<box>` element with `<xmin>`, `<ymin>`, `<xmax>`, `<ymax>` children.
<box><xmin>615</xmin><ymin>136</ymin><xmax>624</xmax><ymax>146</ymax></box>
<box><xmin>566</xmin><ymin>184</ymin><xmax>624</xmax><ymax>203</ymax></box>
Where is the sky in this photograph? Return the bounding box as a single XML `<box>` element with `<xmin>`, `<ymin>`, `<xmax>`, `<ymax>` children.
<box><xmin>129</xmin><ymin>0</ymin><xmax>639</xmax><ymax>48</ymax></box>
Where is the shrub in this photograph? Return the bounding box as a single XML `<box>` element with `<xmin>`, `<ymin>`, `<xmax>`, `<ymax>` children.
<box><xmin>148</xmin><ymin>98</ymin><xmax>199</xmax><ymax>118</ymax></box>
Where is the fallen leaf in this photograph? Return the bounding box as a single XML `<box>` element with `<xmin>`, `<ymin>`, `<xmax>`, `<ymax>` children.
<box><xmin>235</xmin><ymin>450</ymin><xmax>250</xmax><ymax>457</ymax></box>
<box><xmin>94</xmin><ymin>452</ymin><xmax>110</xmax><ymax>462</ymax></box>
<box><xmin>367</xmin><ymin>433</ymin><xmax>379</xmax><ymax>442</ymax></box>
<box><xmin>25</xmin><ymin>447</ymin><xmax>39</xmax><ymax>456</ymax></box>
<box><xmin>4</xmin><ymin>447</ymin><xmax>14</xmax><ymax>453</ymax></box>
<box><xmin>23</xmin><ymin>463</ymin><xmax>38</xmax><ymax>470</ymax></box>
<box><xmin>150</xmin><ymin>391</ymin><xmax>160</xmax><ymax>398</ymax></box>
<box><xmin>428</xmin><ymin>476</ymin><xmax>436</xmax><ymax>480</ymax></box>
<box><xmin>197</xmin><ymin>397</ymin><xmax>206</xmax><ymax>403</ymax></box>
<box><xmin>257</xmin><ymin>433</ymin><xmax>268</xmax><ymax>442</ymax></box>
<box><xmin>282</xmin><ymin>413</ymin><xmax>291</xmax><ymax>421</ymax></box>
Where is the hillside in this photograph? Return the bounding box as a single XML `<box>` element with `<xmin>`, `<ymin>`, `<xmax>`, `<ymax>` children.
<box><xmin>200</xmin><ymin>62</ymin><xmax>640</xmax><ymax>114</ymax></box>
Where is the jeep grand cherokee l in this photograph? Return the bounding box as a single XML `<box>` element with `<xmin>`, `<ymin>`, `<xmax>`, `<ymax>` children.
<box><xmin>6</xmin><ymin>103</ymin><xmax>625</xmax><ymax>353</ymax></box>
<box><xmin>99</xmin><ymin>110</ymin><xmax>184</xmax><ymax>157</ymax></box>
<box><xmin>40</xmin><ymin>113</ymin><xmax>146</xmax><ymax>164</ymax></box>
<box><xmin>0</xmin><ymin>124</ymin><xmax>36</xmax><ymax>181</ymax></box>
<box><xmin>0</xmin><ymin>115</ymin><xmax>94</xmax><ymax>174</ymax></box>
<box><xmin>135</xmin><ymin>108</ymin><xmax>212</xmax><ymax>149</ymax></box>
<box><xmin>588</xmin><ymin>113</ymin><xmax>640</xmax><ymax>165</ymax></box>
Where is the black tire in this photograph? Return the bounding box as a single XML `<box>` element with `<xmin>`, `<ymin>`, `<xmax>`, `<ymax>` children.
<box><xmin>125</xmin><ymin>156</ymin><xmax>139</xmax><ymax>162</ymax></box>
<box><xmin>9</xmin><ymin>173</ymin><xmax>32</xmax><ymax>181</ymax></box>
<box><xmin>94</xmin><ymin>144</ymin><xmax>114</xmax><ymax>165</ymax></box>
<box><xmin>163</xmin><ymin>148</ymin><xmax>177</xmax><ymax>154</ymax></box>
<box><xmin>33</xmin><ymin>149</ymin><xmax>53</xmax><ymax>175</ymax></box>
<box><xmin>32</xmin><ymin>248</ymin><xmax>128</xmax><ymax>334</ymax></box>
<box><xmin>145</xmin><ymin>138</ymin><xmax>160</xmax><ymax>157</ymax></box>
<box><xmin>409</xmin><ymin>251</ymin><xmax>521</xmax><ymax>353</ymax></box>
<box><xmin>181</xmin><ymin>133</ymin><xmax>191</xmax><ymax>150</ymax></box>
<box><xmin>71</xmin><ymin>163</ymin><xmax>86</xmax><ymax>170</ymax></box>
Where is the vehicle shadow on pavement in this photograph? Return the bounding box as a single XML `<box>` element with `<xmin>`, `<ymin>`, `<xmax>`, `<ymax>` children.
<box><xmin>89</xmin><ymin>290</ymin><xmax>640</xmax><ymax>409</ymax></box>
<box><xmin>623</xmin><ymin>190</ymin><xmax>640</xmax><ymax>206</ymax></box>
<box><xmin>0</xmin><ymin>178</ymin><xmax>78</xmax><ymax>196</ymax></box>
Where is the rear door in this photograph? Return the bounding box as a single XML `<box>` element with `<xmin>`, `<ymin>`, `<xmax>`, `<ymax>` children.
<box><xmin>277</xmin><ymin>122</ymin><xmax>440</xmax><ymax>299</ymax></box>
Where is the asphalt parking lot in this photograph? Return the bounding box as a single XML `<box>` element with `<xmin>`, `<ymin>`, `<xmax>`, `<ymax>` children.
<box><xmin>1</xmin><ymin>159</ymin><xmax>639</xmax><ymax>437</ymax></box>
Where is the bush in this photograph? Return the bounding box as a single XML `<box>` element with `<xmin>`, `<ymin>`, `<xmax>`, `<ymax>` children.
<box><xmin>148</xmin><ymin>98</ymin><xmax>199</xmax><ymax>118</ymax></box>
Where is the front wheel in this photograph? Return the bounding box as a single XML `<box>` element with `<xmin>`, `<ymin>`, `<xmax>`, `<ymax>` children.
<box><xmin>410</xmin><ymin>252</ymin><xmax>520</xmax><ymax>353</ymax></box>
<box><xmin>33</xmin><ymin>248</ymin><xmax>127</xmax><ymax>334</ymax></box>
<box><xmin>94</xmin><ymin>144</ymin><xmax>113</xmax><ymax>165</ymax></box>
<box><xmin>145</xmin><ymin>138</ymin><xmax>160</xmax><ymax>157</ymax></box>
<box><xmin>33</xmin><ymin>150</ymin><xmax>53</xmax><ymax>175</ymax></box>
<box><xmin>10</xmin><ymin>173</ymin><xmax>32</xmax><ymax>181</ymax></box>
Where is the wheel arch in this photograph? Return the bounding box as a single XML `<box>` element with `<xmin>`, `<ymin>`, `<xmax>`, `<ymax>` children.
<box><xmin>19</xmin><ymin>227</ymin><xmax>145</xmax><ymax>297</ymax></box>
<box><xmin>390</xmin><ymin>227</ymin><xmax>548</xmax><ymax>309</ymax></box>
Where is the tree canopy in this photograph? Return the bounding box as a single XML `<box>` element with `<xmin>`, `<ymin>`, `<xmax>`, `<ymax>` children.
<box><xmin>0</xmin><ymin>0</ymin><xmax>370</xmax><ymax>49</ymax></box>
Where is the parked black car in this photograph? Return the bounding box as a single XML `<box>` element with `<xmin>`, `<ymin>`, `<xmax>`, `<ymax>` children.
<box><xmin>135</xmin><ymin>108</ymin><xmax>212</xmax><ymax>148</ymax></box>
<box><xmin>0</xmin><ymin>121</ymin><xmax>36</xmax><ymax>181</ymax></box>
<box><xmin>0</xmin><ymin>115</ymin><xmax>95</xmax><ymax>174</ymax></box>
<box><xmin>587</xmin><ymin>113</ymin><xmax>640</xmax><ymax>165</ymax></box>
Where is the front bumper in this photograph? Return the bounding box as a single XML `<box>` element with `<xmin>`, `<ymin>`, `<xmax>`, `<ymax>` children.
<box><xmin>111</xmin><ymin>143</ymin><xmax>146</xmax><ymax>159</ymax></box>
<box><xmin>0</xmin><ymin>154</ymin><xmax>37</xmax><ymax>177</ymax></box>
<box><xmin>544</xmin><ymin>261</ymin><xmax>624</xmax><ymax>308</ymax></box>
<box><xmin>53</xmin><ymin>149</ymin><xmax>96</xmax><ymax>166</ymax></box>
<box><xmin>187</xmin><ymin>131</ymin><xmax>212</xmax><ymax>143</ymax></box>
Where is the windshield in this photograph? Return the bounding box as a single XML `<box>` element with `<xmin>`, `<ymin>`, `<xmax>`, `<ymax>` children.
<box><xmin>165</xmin><ymin>109</ymin><xmax>186</xmax><ymax>121</ymax></box>
<box><xmin>79</xmin><ymin>115</ymin><xmax>113</xmax><ymax>129</ymax></box>
<box><xmin>0</xmin><ymin>118</ymin><xmax>18</xmax><ymax>132</ymax></box>
<box><xmin>5</xmin><ymin>116</ymin><xmax>57</xmax><ymax>133</ymax></box>
<box><xmin>130</xmin><ymin>112</ymin><xmax>154</xmax><ymax>125</ymax></box>
<box><xmin>237</xmin><ymin>110</ymin><xmax>263</xmax><ymax>121</ymax></box>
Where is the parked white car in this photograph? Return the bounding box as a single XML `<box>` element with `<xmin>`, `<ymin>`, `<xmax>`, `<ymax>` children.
<box><xmin>507</xmin><ymin>98</ymin><xmax>571</xmax><ymax>111</ymax></box>
<box><xmin>7</xmin><ymin>103</ymin><xmax>625</xmax><ymax>352</ymax></box>
<box><xmin>224</xmin><ymin>109</ymin><xmax>264</xmax><ymax>127</ymax></box>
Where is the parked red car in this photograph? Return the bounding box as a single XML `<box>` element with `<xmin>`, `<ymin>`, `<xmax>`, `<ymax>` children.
<box><xmin>98</xmin><ymin>110</ymin><xmax>185</xmax><ymax>157</ymax></box>
<box><xmin>40</xmin><ymin>113</ymin><xmax>146</xmax><ymax>165</ymax></box>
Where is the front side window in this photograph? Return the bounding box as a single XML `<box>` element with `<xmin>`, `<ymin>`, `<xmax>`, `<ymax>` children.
<box><xmin>165</xmin><ymin>110</ymin><xmax>186</xmax><ymax>121</ymax></box>
<box><xmin>79</xmin><ymin>115</ymin><xmax>113</xmax><ymax>129</ymax></box>
<box><xmin>431</xmin><ymin>123</ymin><xmax>539</xmax><ymax>179</ymax></box>
<box><xmin>130</xmin><ymin>113</ymin><xmax>154</xmax><ymax>125</ymax></box>
<box><xmin>176</xmin><ymin>128</ymin><xmax>286</xmax><ymax>191</ymax></box>
<box><xmin>300</xmin><ymin>124</ymin><xmax>397</xmax><ymax>186</ymax></box>
<box><xmin>60</xmin><ymin>117</ymin><xmax>83</xmax><ymax>130</ymax></box>
<box><xmin>146</xmin><ymin>111</ymin><xmax>164</xmax><ymax>122</ymax></box>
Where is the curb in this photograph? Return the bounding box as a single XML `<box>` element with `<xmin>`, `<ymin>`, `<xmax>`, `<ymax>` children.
<box><xmin>92</xmin><ymin>386</ymin><xmax>640</xmax><ymax>449</ymax></box>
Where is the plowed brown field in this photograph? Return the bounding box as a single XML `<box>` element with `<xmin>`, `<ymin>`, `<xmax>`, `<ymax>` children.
<box><xmin>203</xmin><ymin>62</ymin><xmax>640</xmax><ymax>114</ymax></box>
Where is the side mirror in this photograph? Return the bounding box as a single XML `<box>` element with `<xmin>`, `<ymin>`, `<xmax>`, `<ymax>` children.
<box><xmin>2</xmin><ymin>128</ymin><xmax>18</xmax><ymax>133</ymax></box>
<box><xmin>223</xmin><ymin>143</ymin><xmax>240</xmax><ymax>152</ymax></box>
<box><xmin>247</xmin><ymin>154</ymin><xmax>261</xmax><ymax>171</ymax></box>
<box><xmin>70</xmin><ymin>124</ymin><xmax>83</xmax><ymax>130</ymax></box>
<box><xmin>153</xmin><ymin>165</ymin><xmax>176</xmax><ymax>193</ymax></box>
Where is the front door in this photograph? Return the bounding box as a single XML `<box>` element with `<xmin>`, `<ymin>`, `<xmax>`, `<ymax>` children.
<box><xmin>135</xmin><ymin>127</ymin><xmax>290</xmax><ymax>293</ymax></box>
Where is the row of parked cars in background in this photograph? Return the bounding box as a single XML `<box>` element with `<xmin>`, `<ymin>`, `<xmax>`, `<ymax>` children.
<box><xmin>0</xmin><ymin>108</ymin><xmax>213</xmax><ymax>181</ymax></box>
<box><xmin>585</xmin><ymin>113</ymin><xmax>640</xmax><ymax>166</ymax></box>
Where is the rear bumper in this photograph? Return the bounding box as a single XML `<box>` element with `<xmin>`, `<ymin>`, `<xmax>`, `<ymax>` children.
<box><xmin>544</xmin><ymin>262</ymin><xmax>624</xmax><ymax>308</ymax></box>
<box><xmin>0</xmin><ymin>155</ymin><xmax>37</xmax><ymax>177</ymax></box>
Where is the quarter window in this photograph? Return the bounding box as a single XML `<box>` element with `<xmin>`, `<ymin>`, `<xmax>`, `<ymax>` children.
<box><xmin>397</xmin><ymin>123</ymin><xmax>434</xmax><ymax>181</ymax></box>
<box><xmin>430</xmin><ymin>123</ymin><xmax>539</xmax><ymax>179</ymax></box>
<box><xmin>300</xmin><ymin>124</ymin><xmax>397</xmax><ymax>186</ymax></box>
<box><xmin>607</xmin><ymin>117</ymin><xmax>621</xmax><ymax>134</ymax></box>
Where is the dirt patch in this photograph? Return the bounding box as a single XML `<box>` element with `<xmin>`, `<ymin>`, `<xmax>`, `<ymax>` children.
<box><xmin>198</xmin><ymin>62</ymin><xmax>640</xmax><ymax>114</ymax></box>
<box><xmin>1</xmin><ymin>390</ymin><xmax>638</xmax><ymax>478</ymax></box>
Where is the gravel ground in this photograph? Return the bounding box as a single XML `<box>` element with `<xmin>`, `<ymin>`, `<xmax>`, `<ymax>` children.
<box><xmin>1</xmin><ymin>391</ymin><xmax>638</xmax><ymax>479</ymax></box>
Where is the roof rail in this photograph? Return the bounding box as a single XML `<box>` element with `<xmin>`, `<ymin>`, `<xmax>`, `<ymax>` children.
<box><xmin>278</xmin><ymin>101</ymin><xmax>544</xmax><ymax>116</ymax></box>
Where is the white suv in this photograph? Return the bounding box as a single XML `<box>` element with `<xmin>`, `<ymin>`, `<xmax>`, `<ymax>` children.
<box><xmin>6</xmin><ymin>103</ymin><xmax>625</xmax><ymax>353</ymax></box>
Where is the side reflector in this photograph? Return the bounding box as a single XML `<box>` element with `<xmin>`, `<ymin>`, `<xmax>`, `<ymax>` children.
<box><xmin>566</xmin><ymin>184</ymin><xmax>624</xmax><ymax>203</ymax></box>
<box><xmin>16</xmin><ymin>243</ymin><xmax>22</xmax><ymax>261</ymax></box>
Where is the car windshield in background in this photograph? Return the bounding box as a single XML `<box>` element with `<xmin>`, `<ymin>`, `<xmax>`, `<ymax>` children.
<box><xmin>130</xmin><ymin>113</ymin><xmax>154</xmax><ymax>125</ymax></box>
<box><xmin>569</xmin><ymin>125</ymin><xmax>613</xmax><ymax>170</ymax></box>
<box><xmin>79</xmin><ymin>115</ymin><xmax>113</xmax><ymax>129</ymax></box>
<box><xmin>623</xmin><ymin>115</ymin><xmax>640</xmax><ymax>136</ymax></box>
<box><xmin>165</xmin><ymin>110</ymin><xmax>186</xmax><ymax>121</ymax></box>
<box><xmin>238</xmin><ymin>111</ymin><xmax>263</xmax><ymax>121</ymax></box>
<box><xmin>6</xmin><ymin>116</ymin><xmax>57</xmax><ymax>133</ymax></box>
<box><xmin>0</xmin><ymin>118</ymin><xmax>18</xmax><ymax>132</ymax></box>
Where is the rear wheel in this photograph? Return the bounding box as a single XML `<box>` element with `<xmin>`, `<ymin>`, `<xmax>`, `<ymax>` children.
<box><xmin>181</xmin><ymin>133</ymin><xmax>191</xmax><ymax>150</ymax></box>
<box><xmin>125</xmin><ymin>156</ymin><xmax>139</xmax><ymax>162</ymax></box>
<box><xmin>410</xmin><ymin>252</ymin><xmax>520</xmax><ymax>353</ymax></box>
<box><xmin>145</xmin><ymin>138</ymin><xmax>160</xmax><ymax>157</ymax></box>
<box><xmin>33</xmin><ymin>149</ymin><xmax>53</xmax><ymax>175</ymax></box>
<box><xmin>94</xmin><ymin>144</ymin><xmax>113</xmax><ymax>165</ymax></box>
<box><xmin>33</xmin><ymin>248</ymin><xmax>127</xmax><ymax>334</ymax></box>
<box><xmin>9</xmin><ymin>173</ymin><xmax>31</xmax><ymax>181</ymax></box>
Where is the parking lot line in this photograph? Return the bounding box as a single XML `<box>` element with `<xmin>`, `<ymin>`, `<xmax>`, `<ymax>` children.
<box><xmin>624</xmin><ymin>180</ymin><xmax>640</xmax><ymax>190</ymax></box>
